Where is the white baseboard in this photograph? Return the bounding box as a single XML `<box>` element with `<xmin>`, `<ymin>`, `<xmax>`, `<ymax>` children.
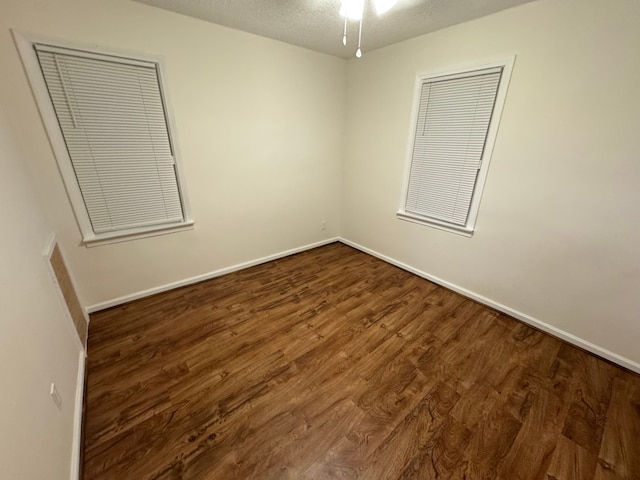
<box><xmin>84</xmin><ymin>234</ymin><xmax>639</xmax><ymax>374</ymax></box>
<box><xmin>339</xmin><ymin>237</ymin><xmax>640</xmax><ymax>375</ymax></box>
<box><xmin>70</xmin><ymin>349</ymin><xmax>86</xmax><ymax>480</ymax></box>
<box><xmin>86</xmin><ymin>237</ymin><xmax>340</xmax><ymax>313</ymax></box>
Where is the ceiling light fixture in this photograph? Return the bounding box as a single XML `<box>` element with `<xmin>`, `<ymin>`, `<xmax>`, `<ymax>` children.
<box><xmin>340</xmin><ymin>0</ymin><xmax>398</xmax><ymax>58</ymax></box>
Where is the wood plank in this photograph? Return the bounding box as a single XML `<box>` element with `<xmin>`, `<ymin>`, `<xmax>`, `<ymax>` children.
<box><xmin>594</xmin><ymin>377</ymin><xmax>640</xmax><ymax>480</ymax></box>
<box><xmin>396</xmin><ymin>415</ymin><xmax>472</xmax><ymax>480</ymax></box>
<box><xmin>559</xmin><ymin>343</ymin><xmax>617</xmax><ymax>455</ymax></box>
<box><xmin>50</xmin><ymin>243</ymin><xmax>86</xmax><ymax>344</ymax></box>
<box><xmin>546</xmin><ymin>435</ymin><xmax>598</xmax><ymax>480</ymax></box>
<box><xmin>463</xmin><ymin>402</ymin><xmax>522</xmax><ymax>478</ymax></box>
<box><xmin>497</xmin><ymin>382</ymin><xmax>567</xmax><ymax>480</ymax></box>
<box><xmin>356</xmin><ymin>381</ymin><xmax>461</xmax><ymax>480</ymax></box>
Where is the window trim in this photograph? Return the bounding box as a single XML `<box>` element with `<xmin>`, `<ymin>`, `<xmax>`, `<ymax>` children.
<box><xmin>397</xmin><ymin>57</ymin><xmax>515</xmax><ymax>237</ymax></box>
<box><xmin>13</xmin><ymin>31</ymin><xmax>193</xmax><ymax>246</ymax></box>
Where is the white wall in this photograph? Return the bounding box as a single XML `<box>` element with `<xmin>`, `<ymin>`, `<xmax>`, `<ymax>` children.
<box><xmin>342</xmin><ymin>0</ymin><xmax>640</xmax><ymax>367</ymax></box>
<box><xmin>0</xmin><ymin>108</ymin><xmax>82</xmax><ymax>478</ymax></box>
<box><xmin>0</xmin><ymin>0</ymin><xmax>346</xmax><ymax>308</ymax></box>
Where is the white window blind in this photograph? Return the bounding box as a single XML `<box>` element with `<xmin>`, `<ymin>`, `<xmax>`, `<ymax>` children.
<box><xmin>34</xmin><ymin>44</ymin><xmax>185</xmax><ymax>235</ymax></box>
<box><xmin>404</xmin><ymin>67</ymin><xmax>503</xmax><ymax>228</ymax></box>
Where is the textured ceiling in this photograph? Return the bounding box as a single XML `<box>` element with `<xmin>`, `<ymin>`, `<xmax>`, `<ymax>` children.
<box><xmin>133</xmin><ymin>0</ymin><xmax>538</xmax><ymax>58</ymax></box>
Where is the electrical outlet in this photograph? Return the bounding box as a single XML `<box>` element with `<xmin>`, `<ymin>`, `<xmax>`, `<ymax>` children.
<box><xmin>50</xmin><ymin>383</ymin><xmax>62</xmax><ymax>410</ymax></box>
<box><xmin>321</xmin><ymin>220</ymin><xmax>327</xmax><ymax>231</ymax></box>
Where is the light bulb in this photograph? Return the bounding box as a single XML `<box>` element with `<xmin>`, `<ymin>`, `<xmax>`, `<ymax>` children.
<box><xmin>340</xmin><ymin>0</ymin><xmax>365</xmax><ymax>20</ymax></box>
<box><xmin>356</xmin><ymin>48</ymin><xmax>362</xmax><ymax>58</ymax></box>
<box><xmin>342</xmin><ymin>18</ymin><xmax>348</xmax><ymax>46</ymax></box>
<box><xmin>374</xmin><ymin>0</ymin><xmax>398</xmax><ymax>15</ymax></box>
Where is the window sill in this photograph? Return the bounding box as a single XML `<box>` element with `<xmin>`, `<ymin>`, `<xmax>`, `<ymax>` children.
<box><xmin>83</xmin><ymin>221</ymin><xmax>195</xmax><ymax>247</ymax></box>
<box><xmin>396</xmin><ymin>211</ymin><xmax>473</xmax><ymax>237</ymax></box>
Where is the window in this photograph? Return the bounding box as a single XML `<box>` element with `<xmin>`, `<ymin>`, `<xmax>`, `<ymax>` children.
<box><xmin>15</xmin><ymin>34</ymin><xmax>192</xmax><ymax>245</ymax></box>
<box><xmin>398</xmin><ymin>59</ymin><xmax>514</xmax><ymax>236</ymax></box>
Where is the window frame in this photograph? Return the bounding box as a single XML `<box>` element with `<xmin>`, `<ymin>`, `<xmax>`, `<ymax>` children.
<box><xmin>397</xmin><ymin>57</ymin><xmax>515</xmax><ymax>237</ymax></box>
<box><xmin>13</xmin><ymin>31</ymin><xmax>194</xmax><ymax>246</ymax></box>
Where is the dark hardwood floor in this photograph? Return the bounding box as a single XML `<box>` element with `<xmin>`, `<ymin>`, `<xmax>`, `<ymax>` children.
<box><xmin>83</xmin><ymin>242</ymin><xmax>640</xmax><ymax>480</ymax></box>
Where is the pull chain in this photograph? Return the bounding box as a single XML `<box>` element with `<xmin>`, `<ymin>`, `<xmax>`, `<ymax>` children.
<box><xmin>343</xmin><ymin>18</ymin><xmax>347</xmax><ymax>46</ymax></box>
<box><xmin>356</xmin><ymin>17</ymin><xmax>363</xmax><ymax>58</ymax></box>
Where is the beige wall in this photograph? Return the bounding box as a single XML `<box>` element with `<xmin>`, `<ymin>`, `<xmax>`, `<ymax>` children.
<box><xmin>0</xmin><ymin>109</ymin><xmax>81</xmax><ymax>478</ymax></box>
<box><xmin>342</xmin><ymin>0</ymin><xmax>640</xmax><ymax>366</ymax></box>
<box><xmin>0</xmin><ymin>0</ymin><xmax>346</xmax><ymax>308</ymax></box>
